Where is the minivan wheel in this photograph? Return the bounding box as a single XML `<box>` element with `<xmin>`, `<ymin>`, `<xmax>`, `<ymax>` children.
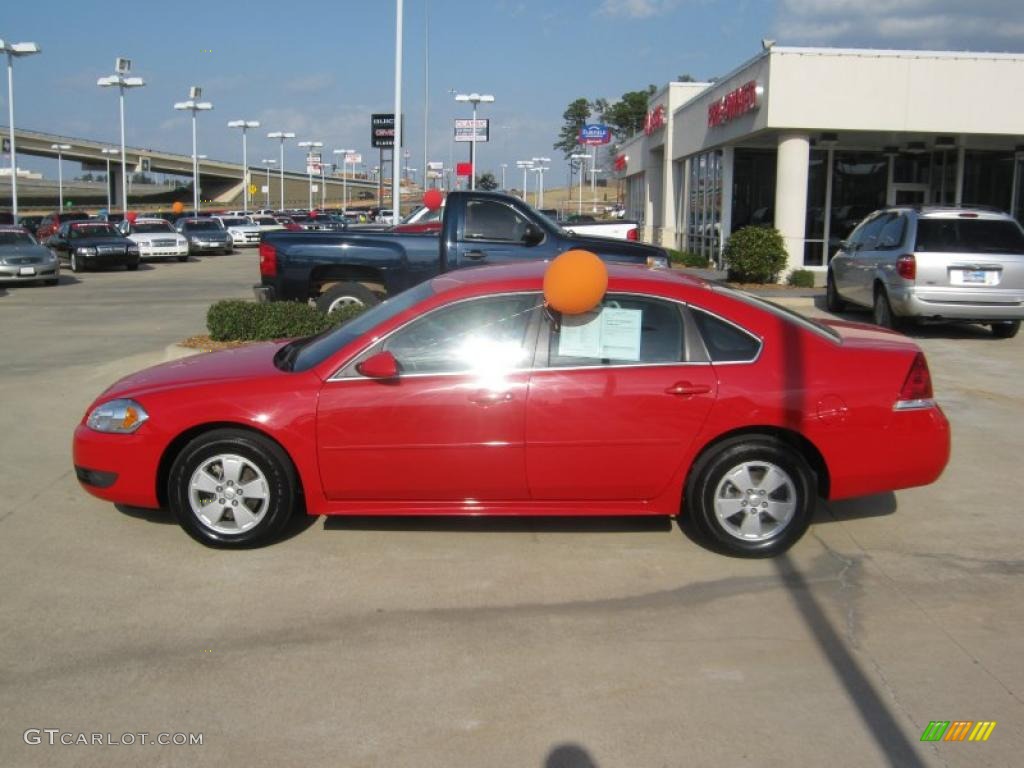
<box><xmin>873</xmin><ymin>287</ymin><xmax>901</xmax><ymax>330</ymax></box>
<box><xmin>316</xmin><ymin>282</ymin><xmax>380</xmax><ymax>314</ymax></box>
<box><xmin>825</xmin><ymin>270</ymin><xmax>846</xmax><ymax>312</ymax></box>
<box><xmin>991</xmin><ymin>320</ymin><xmax>1020</xmax><ymax>339</ymax></box>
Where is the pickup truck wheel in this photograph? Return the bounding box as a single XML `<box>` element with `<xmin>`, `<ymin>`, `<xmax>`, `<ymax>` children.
<box><xmin>316</xmin><ymin>282</ymin><xmax>380</xmax><ymax>314</ymax></box>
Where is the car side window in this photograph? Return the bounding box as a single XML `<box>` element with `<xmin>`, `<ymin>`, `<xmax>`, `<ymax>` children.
<box><xmin>464</xmin><ymin>201</ymin><xmax>530</xmax><ymax>242</ymax></box>
<box><xmin>380</xmin><ymin>294</ymin><xmax>540</xmax><ymax>375</ymax></box>
<box><xmin>876</xmin><ymin>215</ymin><xmax>906</xmax><ymax>250</ymax></box>
<box><xmin>691</xmin><ymin>309</ymin><xmax>761</xmax><ymax>362</ymax></box>
<box><xmin>857</xmin><ymin>214</ymin><xmax>891</xmax><ymax>251</ymax></box>
<box><xmin>545</xmin><ymin>295</ymin><xmax>685</xmax><ymax>368</ymax></box>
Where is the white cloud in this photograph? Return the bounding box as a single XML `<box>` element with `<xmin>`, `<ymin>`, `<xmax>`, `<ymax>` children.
<box><xmin>285</xmin><ymin>73</ymin><xmax>335</xmax><ymax>93</ymax></box>
<box><xmin>775</xmin><ymin>0</ymin><xmax>1024</xmax><ymax>50</ymax></box>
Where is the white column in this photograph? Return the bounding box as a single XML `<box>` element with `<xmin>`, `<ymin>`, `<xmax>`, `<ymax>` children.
<box><xmin>773</xmin><ymin>132</ymin><xmax>810</xmax><ymax>276</ymax></box>
<box><xmin>718</xmin><ymin>147</ymin><xmax>734</xmax><ymax>266</ymax></box>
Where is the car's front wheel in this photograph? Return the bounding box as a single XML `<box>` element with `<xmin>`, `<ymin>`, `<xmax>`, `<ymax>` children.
<box><xmin>825</xmin><ymin>269</ymin><xmax>846</xmax><ymax>312</ymax></box>
<box><xmin>168</xmin><ymin>429</ymin><xmax>297</xmax><ymax>548</ymax></box>
<box><xmin>991</xmin><ymin>320</ymin><xmax>1020</xmax><ymax>339</ymax></box>
<box><xmin>686</xmin><ymin>436</ymin><xmax>816</xmax><ymax>557</ymax></box>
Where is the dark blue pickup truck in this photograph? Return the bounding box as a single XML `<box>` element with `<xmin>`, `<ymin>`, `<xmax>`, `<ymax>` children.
<box><xmin>256</xmin><ymin>190</ymin><xmax>668</xmax><ymax>312</ymax></box>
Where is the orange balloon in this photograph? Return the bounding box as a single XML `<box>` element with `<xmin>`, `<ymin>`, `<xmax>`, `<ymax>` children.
<box><xmin>543</xmin><ymin>249</ymin><xmax>608</xmax><ymax>315</ymax></box>
<box><xmin>172</xmin><ymin>201</ymin><xmax>184</xmax><ymax>214</ymax></box>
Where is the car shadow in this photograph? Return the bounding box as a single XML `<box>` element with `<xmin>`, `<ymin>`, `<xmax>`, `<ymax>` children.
<box><xmin>0</xmin><ymin>275</ymin><xmax>82</xmax><ymax>292</ymax></box>
<box><xmin>812</xmin><ymin>296</ymin><xmax>1006</xmax><ymax>340</ymax></box>
<box><xmin>323</xmin><ymin>515</ymin><xmax>672</xmax><ymax>535</ymax></box>
<box><xmin>115</xmin><ymin>503</ymin><xmax>321</xmax><ymax>543</ymax></box>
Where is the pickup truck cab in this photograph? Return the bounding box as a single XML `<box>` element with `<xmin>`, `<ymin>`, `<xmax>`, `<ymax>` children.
<box><xmin>257</xmin><ymin>190</ymin><xmax>670</xmax><ymax>313</ymax></box>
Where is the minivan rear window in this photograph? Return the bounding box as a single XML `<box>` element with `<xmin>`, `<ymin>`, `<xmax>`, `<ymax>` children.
<box><xmin>915</xmin><ymin>219</ymin><xmax>1024</xmax><ymax>254</ymax></box>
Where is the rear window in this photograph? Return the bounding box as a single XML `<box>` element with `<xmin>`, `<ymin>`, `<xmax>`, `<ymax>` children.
<box><xmin>691</xmin><ymin>309</ymin><xmax>761</xmax><ymax>362</ymax></box>
<box><xmin>915</xmin><ymin>218</ymin><xmax>1024</xmax><ymax>254</ymax></box>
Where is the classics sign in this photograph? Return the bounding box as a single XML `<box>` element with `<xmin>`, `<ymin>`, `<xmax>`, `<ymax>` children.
<box><xmin>707</xmin><ymin>81</ymin><xmax>763</xmax><ymax>128</ymax></box>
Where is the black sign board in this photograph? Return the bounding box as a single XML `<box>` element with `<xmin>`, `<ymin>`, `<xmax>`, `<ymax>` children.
<box><xmin>371</xmin><ymin>113</ymin><xmax>404</xmax><ymax>148</ymax></box>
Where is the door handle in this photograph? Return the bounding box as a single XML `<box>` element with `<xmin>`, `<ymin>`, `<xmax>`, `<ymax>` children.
<box><xmin>469</xmin><ymin>390</ymin><xmax>513</xmax><ymax>405</ymax></box>
<box><xmin>665</xmin><ymin>381</ymin><xmax>711</xmax><ymax>396</ymax></box>
<box><xmin>465</xmin><ymin>250</ymin><xmax>486</xmax><ymax>260</ymax></box>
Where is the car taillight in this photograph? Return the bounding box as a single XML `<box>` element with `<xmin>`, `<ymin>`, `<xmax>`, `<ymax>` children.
<box><xmin>896</xmin><ymin>253</ymin><xmax>916</xmax><ymax>280</ymax></box>
<box><xmin>627</xmin><ymin>227</ymin><xmax>638</xmax><ymax>241</ymax></box>
<box><xmin>899</xmin><ymin>352</ymin><xmax>933</xmax><ymax>402</ymax></box>
<box><xmin>259</xmin><ymin>242</ymin><xmax>277</xmax><ymax>278</ymax></box>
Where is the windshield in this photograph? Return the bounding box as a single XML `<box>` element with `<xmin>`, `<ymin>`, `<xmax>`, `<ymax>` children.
<box><xmin>133</xmin><ymin>222</ymin><xmax>174</xmax><ymax>234</ymax></box>
<box><xmin>287</xmin><ymin>281</ymin><xmax>438</xmax><ymax>372</ymax></box>
<box><xmin>70</xmin><ymin>224</ymin><xmax>120</xmax><ymax>238</ymax></box>
<box><xmin>183</xmin><ymin>221</ymin><xmax>223</xmax><ymax>232</ymax></box>
<box><xmin>220</xmin><ymin>218</ymin><xmax>250</xmax><ymax>227</ymax></box>
<box><xmin>915</xmin><ymin>218</ymin><xmax>1024</xmax><ymax>254</ymax></box>
<box><xmin>0</xmin><ymin>232</ymin><xmax>36</xmax><ymax>246</ymax></box>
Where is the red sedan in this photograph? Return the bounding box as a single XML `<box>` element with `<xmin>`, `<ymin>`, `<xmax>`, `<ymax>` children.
<box><xmin>73</xmin><ymin>263</ymin><xmax>949</xmax><ymax>556</ymax></box>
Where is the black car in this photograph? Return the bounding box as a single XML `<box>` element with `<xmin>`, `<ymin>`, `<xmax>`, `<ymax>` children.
<box><xmin>47</xmin><ymin>221</ymin><xmax>141</xmax><ymax>273</ymax></box>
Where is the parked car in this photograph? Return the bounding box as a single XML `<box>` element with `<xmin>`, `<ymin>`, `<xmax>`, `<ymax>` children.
<box><xmin>74</xmin><ymin>261</ymin><xmax>949</xmax><ymax>554</ymax></box>
<box><xmin>36</xmin><ymin>210</ymin><xmax>92</xmax><ymax>242</ymax></box>
<box><xmin>0</xmin><ymin>225</ymin><xmax>60</xmax><ymax>285</ymax></box>
<box><xmin>176</xmin><ymin>218</ymin><xmax>233</xmax><ymax>255</ymax></box>
<box><xmin>120</xmin><ymin>218</ymin><xmax>190</xmax><ymax>262</ymax></box>
<box><xmin>393</xmin><ymin>202</ymin><xmax>444</xmax><ymax>234</ymax></box>
<box><xmin>17</xmin><ymin>215</ymin><xmax>44</xmax><ymax>234</ymax></box>
<box><xmin>47</xmin><ymin>221</ymin><xmax>140</xmax><ymax>273</ymax></box>
<box><xmin>250</xmin><ymin>215</ymin><xmax>285</xmax><ymax>233</ymax></box>
<box><xmin>827</xmin><ymin>206</ymin><xmax>1024</xmax><ymax>338</ymax></box>
<box><xmin>211</xmin><ymin>215</ymin><xmax>262</xmax><ymax>247</ymax></box>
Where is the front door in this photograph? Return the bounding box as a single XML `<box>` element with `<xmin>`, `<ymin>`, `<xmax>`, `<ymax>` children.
<box><xmin>316</xmin><ymin>293</ymin><xmax>542</xmax><ymax>501</ymax></box>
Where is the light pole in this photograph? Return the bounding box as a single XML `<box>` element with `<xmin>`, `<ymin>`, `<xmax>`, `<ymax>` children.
<box><xmin>174</xmin><ymin>86</ymin><xmax>213</xmax><ymax>213</ymax></box>
<box><xmin>500</xmin><ymin>163</ymin><xmax>507</xmax><ymax>190</ymax></box>
<box><xmin>571</xmin><ymin>153</ymin><xmax>589</xmax><ymax>216</ymax></box>
<box><xmin>297</xmin><ymin>140</ymin><xmax>323</xmax><ymax>211</ymax></box>
<box><xmin>333</xmin><ymin>149</ymin><xmax>354</xmax><ymax>213</ymax></box>
<box><xmin>454</xmin><ymin>92</ymin><xmax>494</xmax><ymax>191</ymax></box>
<box><xmin>227</xmin><ymin>119</ymin><xmax>259</xmax><ymax>212</ymax></box>
<box><xmin>98</xmin><ymin>58</ymin><xmax>145</xmax><ymax>216</ymax></box>
<box><xmin>260</xmin><ymin>159</ymin><xmax>276</xmax><ymax>208</ymax></box>
<box><xmin>516</xmin><ymin>160</ymin><xmax>534</xmax><ymax>201</ymax></box>
<box><xmin>101</xmin><ymin>147</ymin><xmax>118</xmax><ymax>213</ymax></box>
<box><xmin>267</xmin><ymin>131</ymin><xmax>295</xmax><ymax>210</ymax></box>
<box><xmin>2</xmin><ymin>39</ymin><xmax>40</xmax><ymax>220</ymax></box>
<box><xmin>532</xmin><ymin>157</ymin><xmax>550</xmax><ymax>209</ymax></box>
<box><xmin>50</xmin><ymin>144</ymin><xmax>70</xmax><ymax>210</ymax></box>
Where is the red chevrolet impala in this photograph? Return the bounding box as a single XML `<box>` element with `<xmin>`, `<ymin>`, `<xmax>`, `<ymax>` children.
<box><xmin>74</xmin><ymin>262</ymin><xmax>949</xmax><ymax>556</ymax></box>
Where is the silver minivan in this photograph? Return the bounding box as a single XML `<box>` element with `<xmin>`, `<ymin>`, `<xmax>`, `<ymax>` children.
<box><xmin>827</xmin><ymin>206</ymin><xmax>1024</xmax><ymax>338</ymax></box>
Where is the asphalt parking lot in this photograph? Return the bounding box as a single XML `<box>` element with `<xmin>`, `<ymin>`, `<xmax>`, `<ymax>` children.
<box><xmin>1</xmin><ymin>254</ymin><xmax>1022</xmax><ymax>768</ymax></box>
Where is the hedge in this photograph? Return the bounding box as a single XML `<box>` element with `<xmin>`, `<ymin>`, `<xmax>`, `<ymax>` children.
<box><xmin>207</xmin><ymin>300</ymin><xmax>366</xmax><ymax>341</ymax></box>
<box><xmin>666</xmin><ymin>249</ymin><xmax>711</xmax><ymax>268</ymax></box>
<box><xmin>723</xmin><ymin>226</ymin><xmax>788</xmax><ymax>283</ymax></box>
<box><xmin>786</xmin><ymin>269</ymin><xmax>816</xmax><ymax>288</ymax></box>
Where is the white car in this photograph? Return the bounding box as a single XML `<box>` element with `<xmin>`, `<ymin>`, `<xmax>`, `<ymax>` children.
<box><xmin>120</xmin><ymin>218</ymin><xmax>190</xmax><ymax>262</ymax></box>
<box><xmin>250</xmin><ymin>215</ymin><xmax>285</xmax><ymax>233</ymax></box>
<box><xmin>211</xmin><ymin>215</ymin><xmax>262</xmax><ymax>247</ymax></box>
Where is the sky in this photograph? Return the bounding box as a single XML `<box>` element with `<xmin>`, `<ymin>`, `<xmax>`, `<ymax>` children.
<box><xmin>3</xmin><ymin>0</ymin><xmax>1024</xmax><ymax>191</ymax></box>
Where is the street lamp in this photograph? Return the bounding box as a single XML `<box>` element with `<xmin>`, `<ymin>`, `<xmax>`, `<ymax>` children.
<box><xmin>532</xmin><ymin>157</ymin><xmax>550</xmax><ymax>209</ymax></box>
<box><xmin>98</xmin><ymin>57</ymin><xmax>145</xmax><ymax>216</ymax></box>
<box><xmin>101</xmin><ymin>147</ymin><xmax>118</xmax><ymax>213</ymax></box>
<box><xmin>50</xmin><ymin>144</ymin><xmax>71</xmax><ymax>210</ymax></box>
<box><xmin>570</xmin><ymin>153</ymin><xmax>590</xmax><ymax>216</ymax></box>
<box><xmin>173</xmin><ymin>86</ymin><xmax>213</xmax><ymax>213</ymax></box>
<box><xmin>500</xmin><ymin>163</ymin><xmax>507</xmax><ymax>190</ymax></box>
<box><xmin>516</xmin><ymin>160</ymin><xmax>534</xmax><ymax>202</ymax></box>
<box><xmin>260</xmin><ymin>159</ymin><xmax>276</xmax><ymax>208</ymax></box>
<box><xmin>454</xmin><ymin>92</ymin><xmax>494</xmax><ymax>190</ymax></box>
<box><xmin>267</xmin><ymin>131</ymin><xmax>295</xmax><ymax>210</ymax></box>
<box><xmin>227</xmin><ymin>119</ymin><xmax>260</xmax><ymax>212</ymax></box>
<box><xmin>333</xmin><ymin>149</ymin><xmax>354</xmax><ymax>213</ymax></box>
<box><xmin>297</xmin><ymin>140</ymin><xmax>323</xmax><ymax>211</ymax></box>
<box><xmin>1</xmin><ymin>39</ymin><xmax>41</xmax><ymax>220</ymax></box>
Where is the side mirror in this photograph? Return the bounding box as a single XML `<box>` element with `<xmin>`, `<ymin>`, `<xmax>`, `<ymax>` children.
<box><xmin>522</xmin><ymin>224</ymin><xmax>544</xmax><ymax>246</ymax></box>
<box><xmin>357</xmin><ymin>351</ymin><xmax>399</xmax><ymax>379</ymax></box>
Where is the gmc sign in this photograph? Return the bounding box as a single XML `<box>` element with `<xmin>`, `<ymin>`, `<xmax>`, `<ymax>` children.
<box><xmin>707</xmin><ymin>81</ymin><xmax>762</xmax><ymax>128</ymax></box>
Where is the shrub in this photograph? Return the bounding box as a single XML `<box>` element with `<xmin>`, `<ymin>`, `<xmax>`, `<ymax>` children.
<box><xmin>723</xmin><ymin>226</ymin><xmax>788</xmax><ymax>283</ymax></box>
<box><xmin>207</xmin><ymin>300</ymin><xmax>366</xmax><ymax>341</ymax></box>
<box><xmin>786</xmin><ymin>269</ymin><xmax>816</xmax><ymax>288</ymax></box>
<box><xmin>666</xmin><ymin>249</ymin><xmax>710</xmax><ymax>268</ymax></box>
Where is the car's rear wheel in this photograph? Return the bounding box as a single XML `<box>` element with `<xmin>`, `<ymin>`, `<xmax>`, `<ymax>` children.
<box><xmin>825</xmin><ymin>270</ymin><xmax>846</xmax><ymax>312</ymax></box>
<box><xmin>316</xmin><ymin>281</ymin><xmax>380</xmax><ymax>314</ymax></box>
<box><xmin>686</xmin><ymin>436</ymin><xmax>815</xmax><ymax>557</ymax></box>
<box><xmin>872</xmin><ymin>286</ymin><xmax>901</xmax><ymax>330</ymax></box>
<box><xmin>991</xmin><ymin>320</ymin><xmax>1020</xmax><ymax>339</ymax></box>
<box><xmin>168</xmin><ymin>429</ymin><xmax>297</xmax><ymax>548</ymax></box>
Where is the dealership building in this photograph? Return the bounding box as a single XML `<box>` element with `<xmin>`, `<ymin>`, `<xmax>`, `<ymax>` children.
<box><xmin>617</xmin><ymin>46</ymin><xmax>1024</xmax><ymax>275</ymax></box>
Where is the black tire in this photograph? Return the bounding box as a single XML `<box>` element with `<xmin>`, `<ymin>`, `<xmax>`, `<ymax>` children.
<box><xmin>316</xmin><ymin>281</ymin><xmax>381</xmax><ymax>314</ymax></box>
<box><xmin>177</xmin><ymin>255</ymin><xmax>189</xmax><ymax>262</ymax></box>
<box><xmin>168</xmin><ymin>428</ymin><xmax>298</xmax><ymax>548</ymax></box>
<box><xmin>70</xmin><ymin>252</ymin><xmax>81</xmax><ymax>273</ymax></box>
<box><xmin>825</xmin><ymin>269</ymin><xmax>846</xmax><ymax>312</ymax></box>
<box><xmin>126</xmin><ymin>262</ymin><xmax>139</xmax><ymax>271</ymax></box>
<box><xmin>991</xmin><ymin>320</ymin><xmax>1020</xmax><ymax>339</ymax></box>
<box><xmin>685</xmin><ymin>436</ymin><xmax>816</xmax><ymax>558</ymax></box>
<box><xmin>43</xmin><ymin>278</ymin><xmax>59</xmax><ymax>286</ymax></box>
<box><xmin>872</xmin><ymin>286</ymin><xmax>901</xmax><ymax>330</ymax></box>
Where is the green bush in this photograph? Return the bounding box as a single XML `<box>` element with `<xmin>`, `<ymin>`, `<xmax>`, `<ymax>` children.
<box><xmin>723</xmin><ymin>226</ymin><xmax>788</xmax><ymax>283</ymax></box>
<box><xmin>207</xmin><ymin>300</ymin><xmax>366</xmax><ymax>341</ymax></box>
<box><xmin>786</xmin><ymin>269</ymin><xmax>816</xmax><ymax>288</ymax></box>
<box><xmin>666</xmin><ymin>249</ymin><xmax>710</xmax><ymax>268</ymax></box>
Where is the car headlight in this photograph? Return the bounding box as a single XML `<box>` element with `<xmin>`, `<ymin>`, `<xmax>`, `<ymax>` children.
<box><xmin>178</xmin><ymin>238</ymin><xmax>188</xmax><ymax>247</ymax></box>
<box><xmin>86</xmin><ymin>399</ymin><xmax>149</xmax><ymax>434</ymax></box>
<box><xmin>76</xmin><ymin>246</ymin><xmax>98</xmax><ymax>256</ymax></box>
